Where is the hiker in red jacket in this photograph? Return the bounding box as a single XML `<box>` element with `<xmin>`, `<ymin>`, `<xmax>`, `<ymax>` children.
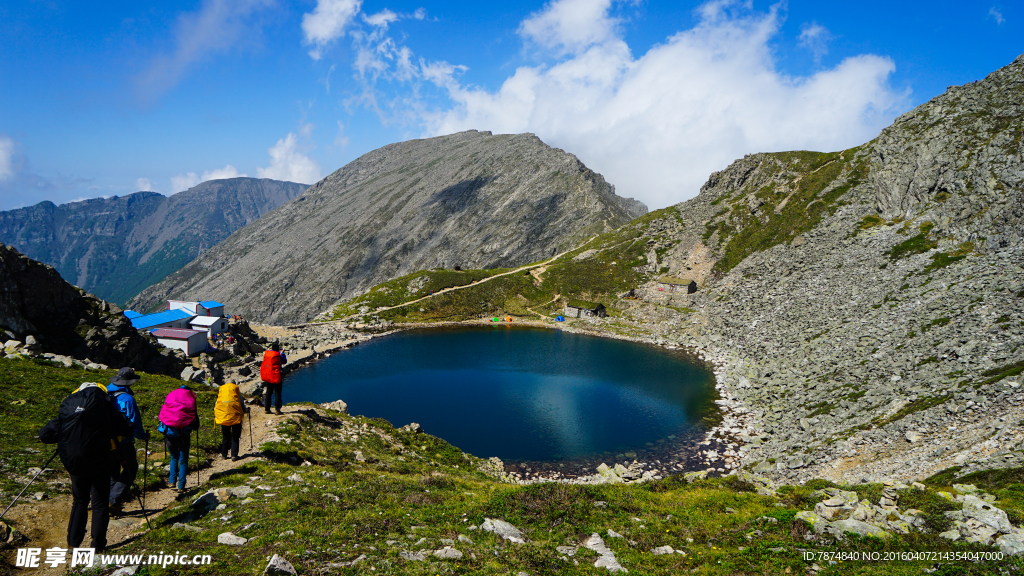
<box><xmin>261</xmin><ymin>341</ymin><xmax>287</xmax><ymax>415</ymax></box>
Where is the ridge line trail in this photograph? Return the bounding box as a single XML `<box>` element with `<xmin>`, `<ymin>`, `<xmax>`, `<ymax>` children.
<box><xmin>3</xmin><ymin>403</ymin><xmax>290</xmax><ymax>575</ymax></box>
<box><xmin>334</xmin><ymin>236</ymin><xmax>601</xmax><ymax>321</ymax></box>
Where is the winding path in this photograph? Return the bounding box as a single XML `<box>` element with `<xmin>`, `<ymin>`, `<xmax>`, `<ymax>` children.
<box><xmin>332</xmin><ymin>238</ymin><xmax>599</xmax><ymax>321</ymax></box>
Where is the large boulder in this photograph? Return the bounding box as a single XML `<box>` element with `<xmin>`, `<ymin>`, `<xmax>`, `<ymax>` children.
<box><xmin>996</xmin><ymin>531</ymin><xmax>1024</xmax><ymax>556</ymax></box>
<box><xmin>960</xmin><ymin>495</ymin><xmax>1013</xmax><ymax>534</ymax></box>
<box><xmin>264</xmin><ymin>554</ymin><xmax>297</xmax><ymax>575</ymax></box>
<box><xmin>481</xmin><ymin>518</ymin><xmax>526</xmax><ymax>544</ymax></box>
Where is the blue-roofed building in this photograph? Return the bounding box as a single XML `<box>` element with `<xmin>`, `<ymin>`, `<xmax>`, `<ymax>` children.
<box><xmin>123</xmin><ymin>310</ymin><xmax>143</xmax><ymax>319</ymax></box>
<box><xmin>129</xmin><ymin>308</ymin><xmax>194</xmax><ymax>330</ymax></box>
<box><xmin>169</xmin><ymin>300</ymin><xmax>225</xmax><ymax>317</ymax></box>
<box><xmin>198</xmin><ymin>300</ymin><xmax>225</xmax><ymax>317</ymax></box>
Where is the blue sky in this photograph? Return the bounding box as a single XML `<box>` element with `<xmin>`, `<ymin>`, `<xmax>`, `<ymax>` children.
<box><xmin>0</xmin><ymin>0</ymin><xmax>1020</xmax><ymax>211</ymax></box>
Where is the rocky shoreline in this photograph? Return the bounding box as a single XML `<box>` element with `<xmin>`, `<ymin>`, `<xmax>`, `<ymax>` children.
<box><xmin>262</xmin><ymin>316</ymin><xmax>758</xmax><ymax>485</ymax></box>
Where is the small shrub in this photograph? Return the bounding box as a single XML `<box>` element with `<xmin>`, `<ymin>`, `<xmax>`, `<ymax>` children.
<box><xmin>721</xmin><ymin>475</ymin><xmax>757</xmax><ymax>493</ymax></box>
<box><xmin>921</xmin><ymin>317</ymin><xmax>951</xmax><ymax>332</ymax></box>
<box><xmin>852</xmin><ymin>214</ymin><xmax>885</xmax><ymax>237</ymax></box>
<box><xmin>885</xmin><ymin>221</ymin><xmax>936</xmax><ymax>261</ymax></box>
<box><xmin>921</xmin><ymin>242</ymin><xmax>974</xmax><ymax>274</ymax></box>
<box><xmin>900</xmin><ymin>488</ymin><xmax>957</xmax><ymax>533</ymax></box>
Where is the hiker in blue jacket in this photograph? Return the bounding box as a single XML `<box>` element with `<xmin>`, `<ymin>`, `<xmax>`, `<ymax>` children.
<box><xmin>107</xmin><ymin>367</ymin><xmax>150</xmax><ymax>514</ymax></box>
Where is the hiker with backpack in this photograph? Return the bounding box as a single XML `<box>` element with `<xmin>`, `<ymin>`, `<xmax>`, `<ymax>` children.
<box><xmin>106</xmin><ymin>367</ymin><xmax>150</xmax><ymax>515</ymax></box>
<box><xmin>214</xmin><ymin>381</ymin><xmax>247</xmax><ymax>461</ymax></box>
<box><xmin>157</xmin><ymin>385</ymin><xmax>200</xmax><ymax>493</ymax></box>
<box><xmin>38</xmin><ymin>382</ymin><xmax>132</xmax><ymax>552</ymax></box>
<box><xmin>261</xmin><ymin>341</ymin><xmax>287</xmax><ymax>415</ymax></box>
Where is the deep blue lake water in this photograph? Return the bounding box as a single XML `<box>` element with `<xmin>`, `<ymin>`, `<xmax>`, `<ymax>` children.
<box><xmin>283</xmin><ymin>326</ymin><xmax>716</xmax><ymax>465</ymax></box>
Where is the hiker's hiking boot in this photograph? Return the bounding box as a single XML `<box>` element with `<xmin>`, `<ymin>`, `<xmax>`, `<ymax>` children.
<box><xmin>275</xmin><ymin>409</ymin><xmax>283</xmax><ymax>415</ymax></box>
<box><xmin>109</xmin><ymin>502</ymin><xmax>123</xmax><ymax>517</ymax></box>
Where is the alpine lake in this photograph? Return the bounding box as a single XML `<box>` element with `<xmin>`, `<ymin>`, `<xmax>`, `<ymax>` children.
<box><xmin>283</xmin><ymin>326</ymin><xmax>718</xmax><ymax>477</ymax></box>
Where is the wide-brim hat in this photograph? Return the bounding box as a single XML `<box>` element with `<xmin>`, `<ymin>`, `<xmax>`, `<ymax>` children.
<box><xmin>110</xmin><ymin>367</ymin><xmax>140</xmax><ymax>387</ymax></box>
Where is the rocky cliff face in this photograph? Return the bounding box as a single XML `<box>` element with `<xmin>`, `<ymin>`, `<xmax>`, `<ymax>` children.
<box><xmin>132</xmin><ymin>130</ymin><xmax>646</xmax><ymax>324</ymax></box>
<box><xmin>0</xmin><ymin>178</ymin><xmax>307</xmax><ymax>305</ymax></box>
<box><xmin>0</xmin><ymin>245</ymin><xmax>185</xmax><ymax>375</ymax></box>
<box><xmin>517</xmin><ymin>54</ymin><xmax>1023</xmax><ymax>483</ymax></box>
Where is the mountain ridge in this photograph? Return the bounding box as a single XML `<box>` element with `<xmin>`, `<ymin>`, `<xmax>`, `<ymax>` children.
<box><xmin>132</xmin><ymin>130</ymin><xmax>647</xmax><ymax>324</ymax></box>
<box><xmin>0</xmin><ymin>177</ymin><xmax>308</xmax><ymax>305</ymax></box>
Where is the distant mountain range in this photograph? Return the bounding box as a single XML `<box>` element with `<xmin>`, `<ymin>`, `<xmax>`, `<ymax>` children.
<box><xmin>132</xmin><ymin>130</ymin><xmax>647</xmax><ymax>324</ymax></box>
<box><xmin>0</xmin><ymin>178</ymin><xmax>307</xmax><ymax>305</ymax></box>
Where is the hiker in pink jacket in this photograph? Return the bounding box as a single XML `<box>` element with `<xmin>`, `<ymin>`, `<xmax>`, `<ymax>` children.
<box><xmin>157</xmin><ymin>385</ymin><xmax>200</xmax><ymax>493</ymax></box>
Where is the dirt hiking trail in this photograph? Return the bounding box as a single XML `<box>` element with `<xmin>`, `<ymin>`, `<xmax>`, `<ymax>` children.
<box><xmin>3</xmin><ymin>401</ymin><xmax>294</xmax><ymax>575</ymax></box>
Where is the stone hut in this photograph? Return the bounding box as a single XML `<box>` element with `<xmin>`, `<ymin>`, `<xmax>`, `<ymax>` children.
<box><xmin>656</xmin><ymin>276</ymin><xmax>698</xmax><ymax>294</ymax></box>
<box><xmin>563</xmin><ymin>303</ymin><xmax>608</xmax><ymax>318</ymax></box>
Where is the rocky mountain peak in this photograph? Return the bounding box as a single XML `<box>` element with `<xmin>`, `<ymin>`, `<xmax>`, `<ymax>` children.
<box><xmin>132</xmin><ymin>131</ymin><xmax>646</xmax><ymax>324</ymax></box>
<box><xmin>869</xmin><ymin>52</ymin><xmax>1023</xmax><ymax>249</ymax></box>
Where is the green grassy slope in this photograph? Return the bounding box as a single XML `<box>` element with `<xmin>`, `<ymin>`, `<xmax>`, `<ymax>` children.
<box><xmin>324</xmin><ymin>207</ymin><xmax>686</xmax><ymax>323</ymax></box>
<box><xmin>1</xmin><ymin>359</ymin><xmax>1021</xmax><ymax>575</ymax></box>
<box><xmin>119</xmin><ymin>399</ymin><xmax>1024</xmax><ymax>575</ymax></box>
<box><xmin>0</xmin><ymin>358</ymin><xmax>218</xmax><ymax>495</ymax></box>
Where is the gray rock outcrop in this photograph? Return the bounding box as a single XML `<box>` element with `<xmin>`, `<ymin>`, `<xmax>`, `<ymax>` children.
<box><xmin>481</xmin><ymin>517</ymin><xmax>527</xmax><ymax>544</ymax></box>
<box><xmin>263</xmin><ymin>554</ymin><xmax>297</xmax><ymax>576</ymax></box>
<box><xmin>0</xmin><ymin>244</ymin><xmax>185</xmax><ymax>375</ymax></box>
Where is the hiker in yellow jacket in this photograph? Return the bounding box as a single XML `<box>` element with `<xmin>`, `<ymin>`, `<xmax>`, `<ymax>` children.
<box><xmin>214</xmin><ymin>382</ymin><xmax>247</xmax><ymax>461</ymax></box>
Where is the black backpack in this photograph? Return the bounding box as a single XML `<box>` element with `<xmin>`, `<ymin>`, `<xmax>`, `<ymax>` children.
<box><xmin>54</xmin><ymin>386</ymin><xmax>120</xmax><ymax>476</ymax></box>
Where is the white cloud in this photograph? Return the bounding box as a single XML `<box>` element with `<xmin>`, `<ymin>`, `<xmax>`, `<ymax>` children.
<box><xmin>135</xmin><ymin>178</ymin><xmax>155</xmax><ymax>191</ymax></box>
<box><xmin>519</xmin><ymin>0</ymin><xmax>620</xmax><ymax>54</ymax></box>
<box><xmin>407</xmin><ymin>0</ymin><xmax>908</xmax><ymax>209</ymax></box>
<box><xmin>171</xmin><ymin>172</ymin><xmax>202</xmax><ymax>193</ymax></box>
<box><xmin>135</xmin><ymin>0</ymin><xmax>274</xmax><ymax>103</ymax></box>
<box><xmin>170</xmin><ymin>164</ymin><xmax>246</xmax><ymax>193</ymax></box>
<box><xmin>799</xmin><ymin>21</ymin><xmax>832</xmax><ymax>62</ymax></box>
<box><xmin>364</xmin><ymin>9</ymin><xmax>399</xmax><ymax>28</ymax></box>
<box><xmin>303</xmin><ymin>0</ymin><xmax>362</xmax><ymax>60</ymax></box>
<box><xmin>202</xmin><ymin>164</ymin><xmax>246</xmax><ymax>180</ymax></box>
<box><xmin>256</xmin><ymin>133</ymin><xmax>322</xmax><ymax>184</ymax></box>
<box><xmin>988</xmin><ymin>7</ymin><xmax>1005</xmax><ymax>25</ymax></box>
<box><xmin>0</xmin><ymin>135</ymin><xmax>14</xmax><ymax>180</ymax></box>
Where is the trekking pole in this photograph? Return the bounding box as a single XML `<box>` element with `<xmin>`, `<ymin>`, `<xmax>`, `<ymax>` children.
<box><xmin>1</xmin><ymin>451</ymin><xmax>58</xmax><ymax>520</ymax></box>
<box><xmin>195</xmin><ymin>427</ymin><xmax>200</xmax><ymax>488</ymax></box>
<box><xmin>248</xmin><ymin>408</ymin><xmax>253</xmax><ymax>451</ymax></box>
<box><xmin>134</xmin><ymin>490</ymin><xmax>153</xmax><ymax>530</ymax></box>
<box><xmin>143</xmin><ymin>435</ymin><xmax>149</xmax><ymax>510</ymax></box>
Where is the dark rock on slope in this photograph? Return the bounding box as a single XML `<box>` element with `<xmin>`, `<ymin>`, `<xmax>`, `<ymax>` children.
<box><xmin>0</xmin><ymin>178</ymin><xmax>307</xmax><ymax>305</ymax></box>
<box><xmin>132</xmin><ymin>130</ymin><xmax>646</xmax><ymax>324</ymax></box>
<box><xmin>0</xmin><ymin>245</ymin><xmax>185</xmax><ymax>375</ymax></box>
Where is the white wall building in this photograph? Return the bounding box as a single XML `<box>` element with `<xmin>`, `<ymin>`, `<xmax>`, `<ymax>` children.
<box><xmin>190</xmin><ymin>315</ymin><xmax>229</xmax><ymax>338</ymax></box>
<box><xmin>151</xmin><ymin>328</ymin><xmax>208</xmax><ymax>356</ymax></box>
